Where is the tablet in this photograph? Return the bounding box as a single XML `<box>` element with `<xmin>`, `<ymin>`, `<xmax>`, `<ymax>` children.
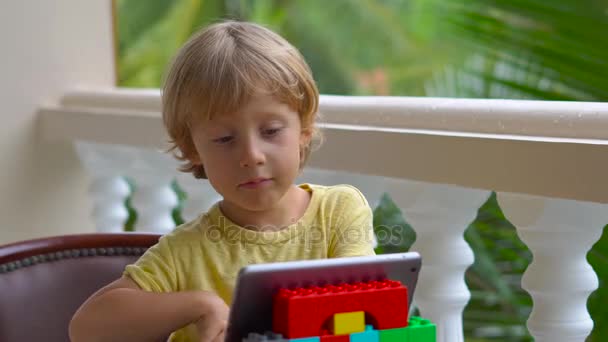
<box><xmin>225</xmin><ymin>252</ymin><xmax>422</xmax><ymax>342</ymax></box>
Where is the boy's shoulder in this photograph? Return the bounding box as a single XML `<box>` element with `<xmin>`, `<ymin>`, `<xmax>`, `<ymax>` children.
<box><xmin>157</xmin><ymin>210</ymin><xmax>215</xmax><ymax>246</ymax></box>
<box><xmin>307</xmin><ymin>183</ymin><xmax>369</xmax><ymax>207</ymax></box>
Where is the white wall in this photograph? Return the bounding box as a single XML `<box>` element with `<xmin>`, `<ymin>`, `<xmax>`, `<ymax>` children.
<box><xmin>0</xmin><ymin>1</ymin><xmax>115</xmax><ymax>244</ymax></box>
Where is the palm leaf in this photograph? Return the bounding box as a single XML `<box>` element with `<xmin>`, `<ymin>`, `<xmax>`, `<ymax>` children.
<box><xmin>433</xmin><ymin>0</ymin><xmax>608</xmax><ymax>100</ymax></box>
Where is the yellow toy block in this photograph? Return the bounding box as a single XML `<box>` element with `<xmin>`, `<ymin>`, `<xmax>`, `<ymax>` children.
<box><xmin>331</xmin><ymin>311</ymin><xmax>365</xmax><ymax>335</ymax></box>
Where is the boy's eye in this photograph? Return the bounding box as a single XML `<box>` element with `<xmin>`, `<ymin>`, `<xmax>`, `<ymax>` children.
<box><xmin>212</xmin><ymin>136</ymin><xmax>233</xmax><ymax>144</ymax></box>
<box><xmin>262</xmin><ymin>128</ymin><xmax>282</xmax><ymax>136</ymax></box>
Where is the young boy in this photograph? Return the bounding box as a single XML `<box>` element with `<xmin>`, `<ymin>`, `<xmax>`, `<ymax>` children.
<box><xmin>69</xmin><ymin>21</ymin><xmax>375</xmax><ymax>342</ymax></box>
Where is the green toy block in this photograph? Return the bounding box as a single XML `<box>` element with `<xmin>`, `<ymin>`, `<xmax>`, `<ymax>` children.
<box><xmin>378</xmin><ymin>326</ymin><xmax>407</xmax><ymax>342</ymax></box>
<box><xmin>406</xmin><ymin>316</ymin><xmax>436</xmax><ymax>342</ymax></box>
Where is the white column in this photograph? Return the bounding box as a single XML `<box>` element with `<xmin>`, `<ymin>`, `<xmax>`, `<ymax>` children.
<box><xmin>0</xmin><ymin>1</ymin><xmax>114</xmax><ymax>243</ymax></box>
<box><xmin>75</xmin><ymin>142</ymin><xmax>132</xmax><ymax>232</ymax></box>
<box><xmin>128</xmin><ymin>149</ymin><xmax>179</xmax><ymax>233</ymax></box>
<box><xmin>89</xmin><ymin>176</ymin><xmax>130</xmax><ymax>232</ymax></box>
<box><xmin>176</xmin><ymin>174</ymin><xmax>222</xmax><ymax>222</ymax></box>
<box><xmin>387</xmin><ymin>179</ymin><xmax>490</xmax><ymax>342</ymax></box>
<box><xmin>497</xmin><ymin>193</ymin><xmax>608</xmax><ymax>342</ymax></box>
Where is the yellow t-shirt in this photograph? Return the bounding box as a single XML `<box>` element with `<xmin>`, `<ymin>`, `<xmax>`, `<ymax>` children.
<box><xmin>124</xmin><ymin>183</ymin><xmax>375</xmax><ymax>341</ymax></box>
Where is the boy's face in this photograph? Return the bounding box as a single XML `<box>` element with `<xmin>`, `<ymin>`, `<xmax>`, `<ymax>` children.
<box><xmin>189</xmin><ymin>93</ymin><xmax>311</xmax><ymax>213</ymax></box>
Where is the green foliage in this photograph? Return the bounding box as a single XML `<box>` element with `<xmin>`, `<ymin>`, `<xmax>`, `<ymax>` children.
<box><xmin>463</xmin><ymin>194</ymin><xmax>533</xmax><ymax>341</ymax></box>
<box><xmin>588</xmin><ymin>225</ymin><xmax>608</xmax><ymax>341</ymax></box>
<box><xmin>123</xmin><ymin>177</ymin><xmax>136</xmax><ymax>232</ymax></box>
<box><xmin>116</xmin><ymin>1</ymin><xmax>608</xmax><ymax>340</ymax></box>
<box><xmin>435</xmin><ymin>0</ymin><xmax>608</xmax><ymax>101</ymax></box>
<box><xmin>372</xmin><ymin>193</ymin><xmax>416</xmax><ymax>255</ymax></box>
<box><xmin>171</xmin><ymin>179</ymin><xmax>187</xmax><ymax>226</ymax></box>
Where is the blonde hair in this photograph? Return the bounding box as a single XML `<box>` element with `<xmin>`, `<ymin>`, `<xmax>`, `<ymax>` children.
<box><xmin>162</xmin><ymin>21</ymin><xmax>321</xmax><ymax>179</ymax></box>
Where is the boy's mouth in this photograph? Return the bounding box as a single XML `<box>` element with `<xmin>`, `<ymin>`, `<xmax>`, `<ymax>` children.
<box><xmin>239</xmin><ymin>177</ymin><xmax>272</xmax><ymax>188</ymax></box>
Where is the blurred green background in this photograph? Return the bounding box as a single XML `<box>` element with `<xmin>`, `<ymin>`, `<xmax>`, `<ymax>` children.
<box><xmin>115</xmin><ymin>0</ymin><xmax>608</xmax><ymax>340</ymax></box>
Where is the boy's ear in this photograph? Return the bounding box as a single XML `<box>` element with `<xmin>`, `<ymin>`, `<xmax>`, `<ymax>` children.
<box><xmin>300</xmin><ymin>128</ymin><xmax>313</xmax><ymax>146</ymax></box>
<box><xmin>188</xmin><ymin>152</ymin><xmax>202</xmax><ymax>165</ymax></box>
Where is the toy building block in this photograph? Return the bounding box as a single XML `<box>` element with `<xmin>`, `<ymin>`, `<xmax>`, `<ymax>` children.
<box><xmin>331</xmin><ymin>311</ymin><xmax>365</xmax><ymax>335</ymax></box>
<box><xmin>314</xmin><ymin>327</ymin><xmax>350</xmax><ymax>342</ymax></box>
<box><xmin>289</xmin><ymin>338</ymin><xmax>320</xmax><ymax>342</ymax></box>
<box><xmin>242</xmin><ymin>331</ymin><xmax>288</xmax><ymax>342</ymax></box>
<box><xmin>273</xmin><ymin>279</ymin><xmax>408</xmax><ymax>339</ymax></box>
<box><xmin>319</xmin><ymin>334</ymin><xmax>349</xmax><ymax>342</ymax></box>
<box><xmin>350</xmin><ymin>325</ymin><xmax>379</xmax><ymax>342</ymax></box>
<box><xmin>378</xmin><ymin>327</ymin><xmax>408</xmax><ymax>342</ymax></box>
<box><xmin>405</xmin><ymin>316</ymin><xmax>436</xmax><ymax>342</ymax></box>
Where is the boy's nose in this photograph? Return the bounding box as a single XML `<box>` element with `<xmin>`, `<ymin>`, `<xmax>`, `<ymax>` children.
<box><xmin>239</xmin><ymin>139</ymin><xmax>265</xmax><ymax>168</ymax></box>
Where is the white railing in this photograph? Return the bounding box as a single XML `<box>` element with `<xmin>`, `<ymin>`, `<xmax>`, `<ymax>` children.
<box><xmin>39</xmin><ymin>88</ymin><xmax>608</xmax><ymax>342</ymax></box>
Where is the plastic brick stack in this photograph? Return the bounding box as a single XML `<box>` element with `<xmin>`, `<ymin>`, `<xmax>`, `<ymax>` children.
<box><xmin>243</xmin><ymin>279</ymin><xmax>436</xmax><ymax>342</ymax></box>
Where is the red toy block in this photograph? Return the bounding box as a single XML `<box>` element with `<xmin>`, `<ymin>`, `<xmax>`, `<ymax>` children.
<box><xmin>318</xmin><ymin>328</ymin><xmax>350</xmax><ymax>342</ymax></box>
<box><xmin>272</xmin><ymin>279</ymin><xmax>408</xmax><ymax>339</ymax></box>
<box><xmin>320</xmin><ymin>334</ymin><xmax>349</xmax><ymax>342</ymax></box>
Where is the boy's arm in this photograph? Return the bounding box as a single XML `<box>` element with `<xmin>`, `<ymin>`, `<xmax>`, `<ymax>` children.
<box><xmin>69</xmin><ymin>275</ymin><xmax>223</xmax><ymax>342</ymax></box>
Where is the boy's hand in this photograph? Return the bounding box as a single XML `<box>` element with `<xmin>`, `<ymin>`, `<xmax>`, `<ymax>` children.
<box><xmin>195</xmin><ymin>292</ymin><xmax>230</xmax><ymax>342</ymax></box>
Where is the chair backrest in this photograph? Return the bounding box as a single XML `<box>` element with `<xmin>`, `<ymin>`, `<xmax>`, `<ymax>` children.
<box><xmin>0</xmin><ymin>233</ymin><xmax>161</xmax><ymax>342</ymax></box>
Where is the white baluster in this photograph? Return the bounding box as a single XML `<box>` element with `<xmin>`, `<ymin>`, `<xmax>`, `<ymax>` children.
<box><xmin>387</xmin><ymin>179</ymin><xmax>490</xmax><ymax>342</ymax></box>
<box><xmin>75</xmin><ymin>141</ymin><xmax>133</xmax><ymax>232</ymax></box>
<box><xmin>497</xmin><ymin>193</ymin><xmax>608</xmax><ymax>342</ymax></box>
<box><xmin>89</xmin><ymin>176</ymin><xmax>130</xmax><ymax>232</ymax></box>
<box><xmin>128</xmin><ymin>149</ymin><xmax>179</xmax><ymax>233</ymax></box>
<box><xmin>176</xmin><ymin>174</ymin><xmax>222</xmax><ymax>222</ymax></box>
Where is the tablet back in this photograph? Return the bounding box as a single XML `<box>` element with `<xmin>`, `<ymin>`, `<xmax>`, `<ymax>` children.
<box><xmin>226</xmin><ymin>252</ymin><xmax>421</xmax><ymax>342</ymax></box>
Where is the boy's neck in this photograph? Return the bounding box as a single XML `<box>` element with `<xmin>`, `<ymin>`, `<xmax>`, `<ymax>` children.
<box><xmin>219</xmin><ymin>185</ymin><xmax>311</xmax><ymax>232</ymax></box>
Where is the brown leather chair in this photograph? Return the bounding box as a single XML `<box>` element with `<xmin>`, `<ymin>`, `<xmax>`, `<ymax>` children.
<box><xmin>0</xmin><ymin>233</ymin><xmax>161</xmax><ymax>341</ymax></box>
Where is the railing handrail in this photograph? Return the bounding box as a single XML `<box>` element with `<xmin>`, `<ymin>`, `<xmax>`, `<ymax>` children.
<box><xmin>57</xmin><ymin>87</ymin><xmax>608</xmax><ymax>141</ymax></box>
<box><xmin>40</xmin><ymin>87</ymin><xmax>608</xmax><ymax>203</ymax></box>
